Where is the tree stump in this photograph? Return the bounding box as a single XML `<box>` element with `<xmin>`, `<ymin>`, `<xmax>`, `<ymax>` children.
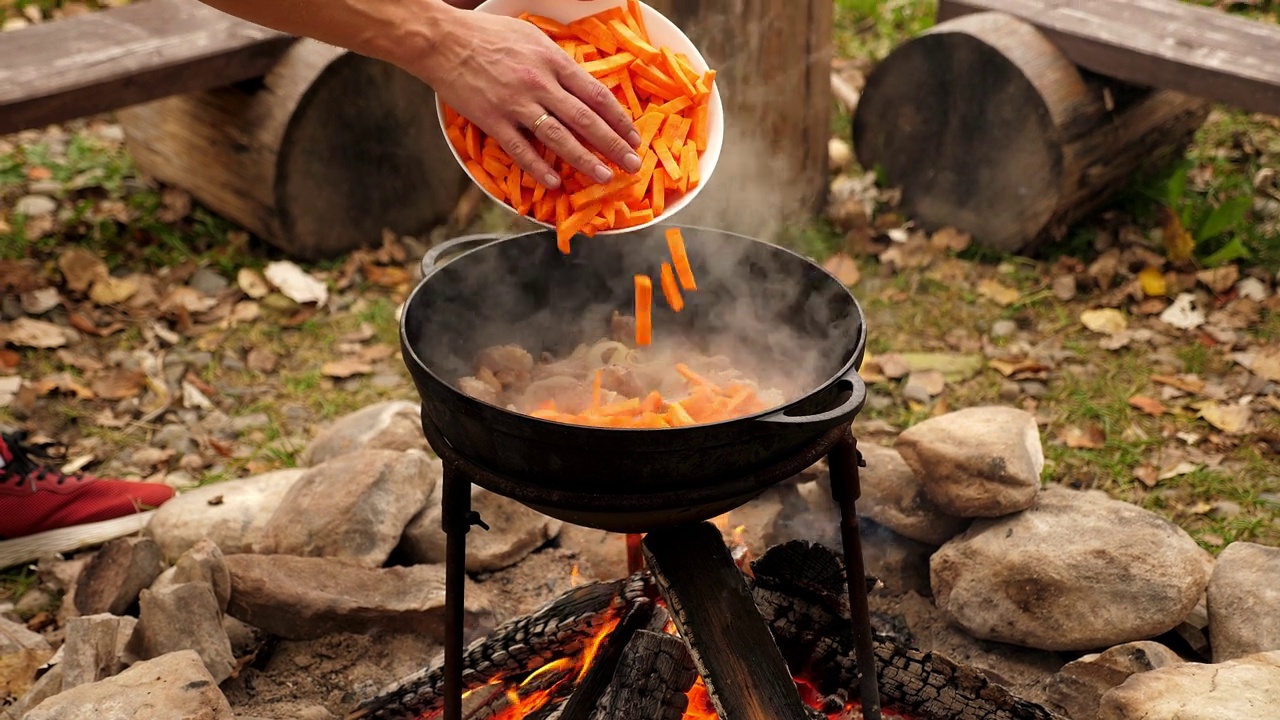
<box><xmin>117</xmin><ymin>40</ymin><xmax>468</xmax><ymax>261</ymax></box>
<box><xmin>852</xmin><ymin>11</ymin><xmax>1211</xmax><ymax>254</ymax></box>
<box><xmin>646</xmin><ymin>0</ymin><xmax>834</xmax><ymax>239</ymax></box>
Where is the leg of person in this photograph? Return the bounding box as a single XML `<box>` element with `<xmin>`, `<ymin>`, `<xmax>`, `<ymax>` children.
<box><xmin>0</xmin><ymin>431</ymin><xmax>176</xmax><ymax>569</ymax></box>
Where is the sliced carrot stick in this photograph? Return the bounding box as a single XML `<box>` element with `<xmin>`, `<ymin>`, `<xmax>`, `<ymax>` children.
<box><xmin>657</xmin><ymin>96</ymin><xmax>692</xmax><ymax>115</ymax></box>
<box><xmin>651</xmin><ymin>168</ymin><xmax>666</xmax><ymax>216</ymax></box>
<box><xmin>465</xmin><ymin>123</ymin><xmax>483</xmax><ymax>162</ymax></box>
<box><xmin>630</xmin><ymin>61</ymin><xmax>683</xmax><ymax>98</ymax></box>
<box><xmin>659</xmin><ymin>262</ymin><xmax>684</xmax><ymax>312</ymax></box>
<box><xmin>639</xmin><ymin>389</ymin><xmax>662</xmax><ymax>413</ymax></box>
<box><xmin>626</xmin><ymin>151</ymin><xmax>658</xmax><ymax>203</ymax></box>
<box><xmin>607</xmin><ymin>18</ymin><xmax>659</xmax><ymax>60</ymax></box>
<box><xmin>617</xmin><ymin>70</ymin><xmax>643</xmax><ymax>117</ymax></box>
<box><xmin>580</xmin><ymin>52</ymin><xmax>634</xmax><ymax>77</ymax></box>
<box><xmin>446</xmin><ymin>125</ymin><xmax>467</xmax><ymax>156</ymax></box>
<box><xmin>666</xmin><ymin>227</ymin><xmax>696</xmax><ymax>290</ymax></box>
<box><xmin>660</xmin><ymin>48</ymin><xmax>698</xmax><ymax>98</ymax></box>
<box><xmin>481</xmin><ymin>156</ymin><xmax>507</xmax><ymax>180</ymax></box>
<box><xmin>526</xmin><ymin>14</ymin><xmax>574</xmax><ymax>39</ymax></box>
<box><xmin>651</xmin><ymin>137</ymin><xmax>683</xmax><ymax>183</ymax></box>
<box><xmin>568</xmin><ymin>172</ymin><xmax>639</xmax><ymax>210</ymax></box>
<box><xmin>557</xmin><ymin>201</ymin><xmax>601</xmax><ymax>254</ymax></box>
<box><xmin>626</xmin><ymin>0</ymin><xmax>650</xmax><ymax>41</ymax></box>
<box><xmin>635</xmin><ymin>112</ymin><xmax>664</xmax><ymax>154</ymax></box>
<box><xmin>691</xmin><ymin>104</ymin><xmax>709</xmax><ymax>152</ymax></box>
<box><xmin>465</xmin><ymin>161</ymin><xmax>505</xmax><ymax>201</ymax></box>
<box><xmin>635</xmin><ymin>275</ymin><xmax>653</xmax><ymax>346</ymax></box>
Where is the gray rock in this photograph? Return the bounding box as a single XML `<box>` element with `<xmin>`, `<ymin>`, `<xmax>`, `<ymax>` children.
<box><xmin>22</xmin><ymin>649</ymin><xmax>234</xmax><ymax>720</ymax></box>
<box><xmin>15</xmin><ymin>195</ymin><xmax>57</xmax><ymax>217</ymax></box>
<box><xmin>399</xmin><ymin>479</ymin><xmax>561</xmax><ymax>573</ymax></box>
<box><xmin>224</xmin><ymin>554</ymin><xmax>492</xmax><ymax>641</ymax></box>
<box><xmin>227</xmin><ymin>412</ymin><xmax>270</xmax><ymax>434</ymax></box>
<box><xmin>146</xmin><ymin>468</ymin><xmax>306</xmax><ymax>562</ymax></box>
<box><xmin>73</xmin><ymin>537</ymin><xmax>166</xmax><ymax>616</ymax></box>
<box><xmin>990</xmin><ymin>319</ymin><xmax>1018</xmax><ymax>338</ymax></box>
<box><xmin>896</xmin><ymin>406</ymin><xmax>1044</xmax><ymax>518</ymax></box>
<box><xmin>1208</xmin><ymin>541</ymin><xmax>1280</xmax><ymax>662</ymax></box>
<box><xmin>172</xmin><ymin>539</ymin><xmax>231</xmax><ymax>612</ymax></box>
<box><xmin>132</xmin><ymin>583</ymin><xmax>236</xmax><ymax>683</ymax></box>
<box><xmin>254</xmin><ymin>449</ymin><xmax>434</xmax><ymax>568</ymax></box>
<box><xmin>1098</xmin><ymin>650</ymin><xmax>1280</xmax><ymax>720</ymax></box>
<box><xmin>556</xmin><ymin>525</ymin><xmax>630</xmax><ymax>582</ymax></box>
<box><xmin>1044</xmin><ymin>641</ymin><xmax>1184</xmax><ymax>720</ymax></box>
<box><xmin>851</xmin><ymin>443</ymin><xmax>970</xmax><ymax>546</ymax></box>
<box><xmin>1052</xmin><ymin>274</ymin><xmax>1078</xmax><ymax>301</ymax></box>
<box><xmin>152</xmin><ymin>423</ymin><xmax>197</xmax><ymax>454</ymax></box>
<box><xmin>189</xmin><ymin>268</ymin><xmax>230</xmax><ymax>296</ymax></box>
<box><xmin>858</xmin><ymin>517</ymin><xmax>934</xmax><ymax>596</ymax></box>
<box><xmin>60</xmin><ymin>614</ymin><xmax>138</xmax><ymax>689</ymax></box>
<box><xmin>300</xmin><ymin>400</ymin><xmax>428</xmax><ymax>466</ymax></box>
<box><xmin>930</xmin><ymin>486</ymin><xmax>1209</xmax><ymax>651</ymax></box>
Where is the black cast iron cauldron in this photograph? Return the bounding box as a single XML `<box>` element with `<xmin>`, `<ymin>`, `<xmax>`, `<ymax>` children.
<box><xmin>399</xmin><ymin>225</ymin><xmax>868</xmax><ymax>532</ymax></box>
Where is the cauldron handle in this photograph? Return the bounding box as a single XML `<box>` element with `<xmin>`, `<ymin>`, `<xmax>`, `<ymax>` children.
<box><xmin>421</xmin><ymin>233</ymin><xmax>504</xmax><ymax>275</ymax></box>
<box><xmin>758</xmin><ymin>365</ymin><xmax>867</xmax><ymax>426</ymax></box>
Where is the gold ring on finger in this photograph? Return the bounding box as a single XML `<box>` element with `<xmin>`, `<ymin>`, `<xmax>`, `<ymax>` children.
<box><xmin>531</xmin><ymin>112</ymin><xmax>552</xmax><ymax>134</ymax></box>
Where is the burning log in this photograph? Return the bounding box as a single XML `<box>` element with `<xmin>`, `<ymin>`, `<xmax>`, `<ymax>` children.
<box><xmin>643</xmin><ymin>522</ymin><xmax>813</xmax><ymax>720</ymax></box>
<box><xmin>589</xmin><ymin>630</ymin><xmax>698</xmax><ymax>720</ymax></box>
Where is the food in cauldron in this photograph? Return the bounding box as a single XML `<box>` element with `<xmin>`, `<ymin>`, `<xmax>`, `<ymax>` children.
<box><xmin>456</xmin><ymin>312</ymin><xmax>790</xmax><ymax>429</ymax></box>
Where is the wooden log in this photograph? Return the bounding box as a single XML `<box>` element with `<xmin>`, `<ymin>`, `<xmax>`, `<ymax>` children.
<box><xmin>643</xmin><ymin>521</ymin><xmax>811</xmax><ymax>720</ymax></box>
<box><xmin>589</xmin><ymin>630</ymin><xmax>699</xmax><ymax>720</ymax></box>
<box><xmin>644</xmin><ymin>0</ymin><xmax>834</xmax><ymax>237</ymax></box>
<box><xmin>557</xmin><ymin>598</ymin><xmax>655</xmax><ymax>720</ymax></box>
<box><xmin>852</xmin><ymin>11</ymin><xmax>1210</xmax><ymax>254</ymax></box>
<box><xmin>0</xmin><ymin>0</ymin><xmax>293</xmax><ymax>136</ymax></box>
<box><xmin>117</xmin><ymin>39</ymin><xmax>468</xmax><ymax>261</ymax></box>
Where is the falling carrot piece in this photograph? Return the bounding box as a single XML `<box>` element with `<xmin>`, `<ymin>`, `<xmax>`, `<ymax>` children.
<box><xmin>666</xmin><ymin>227</ymin><xmax>696</xmax><ymax>290</ymax></box>
<box><xmin>635</xmin><ymin>275</ymin><xmax>653</xmax><ymax>346</ymax></box>
<box><xmin>659</xmin><ymin>262</ymin><xmax>684</xmax><ymax>312</ymax></box>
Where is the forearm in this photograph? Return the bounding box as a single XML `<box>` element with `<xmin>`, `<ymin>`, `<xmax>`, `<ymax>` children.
<box><xmin>196</xmin><ymin>0</ymin><xmax>468</xmax><ymax>70</ymax></box>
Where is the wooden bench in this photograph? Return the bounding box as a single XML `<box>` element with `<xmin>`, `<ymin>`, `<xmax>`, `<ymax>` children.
<box><xmin>853</xmin><ymin>0</ymin><xmax>1280</xmax><ymax>254</ymax></box>
<box><xmin>0</xmin><ymin>0</ymin><xmax>294</xmax><ymax>136</ymax></box>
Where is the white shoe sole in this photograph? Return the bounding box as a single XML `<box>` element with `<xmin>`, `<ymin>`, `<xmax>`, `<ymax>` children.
<box><xmin>0</xmin><ymin>511</ymin><xmax>157</xmax><ymax>570</ymax></box>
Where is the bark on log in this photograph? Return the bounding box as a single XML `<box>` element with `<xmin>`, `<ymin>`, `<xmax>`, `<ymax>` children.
<box><xmin>644</xmin><ymin>0</ymin><xmax>834</xmax><ymax>238</ymax></box>
<box><xmin>117</xmin><ymin>39</ymin><xmax>468</xmax><ymax>262</ymax></box>
<box><xmin>852</xmin><ymin>11</ymin><xmax>1210</xmax><ymax>254</ymax></box>
<box><xmin>588</xmin><ymin>630</ymin><xmax>699</xmax><ymax>720</ymax></box>
<box><xmin>751</xmin><ymin>541</ymin><xmax>1067</xmax><ymax>720</ymax></box>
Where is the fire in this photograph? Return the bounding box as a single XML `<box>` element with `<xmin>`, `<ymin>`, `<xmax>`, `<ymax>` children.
<box><xmin>683</xmin><ymin>678</ymin><xmax>719</xmax><ymax>719</ymax></box>
<box><xmin>575</xmin><ymin>617</ymin><xmax>619</xmax><ymax>683</ymax></box>
<box><xmin>486</xmin><ymin>619</ymin><xmax>620</xmax><ymax>720</ymax></box>
<box><xmin>569</xmin><ymin>564</ymin><xmax>582</xmax><ymax>587</ymax></box>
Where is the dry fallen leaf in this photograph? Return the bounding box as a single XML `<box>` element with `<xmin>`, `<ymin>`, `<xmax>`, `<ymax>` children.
<box><xmin>88</xmin><ymin>275</ymin><xmax>139</xmax><ymax>305</ymax></box>
<box><xmin>1159</xmin><ymin>461</ymin><xmax>1201</xmax><ymax>481</ymax></box>
<box><xmin>1137</xmin><ymin>266</ymin><xmax>1167</xmax><ymax>297</ymax></box>
<box><xmin>1198</xmin><ymin>402</ymin><xmax>1252</xmax><ymax>435</ymax></box>
<box><xmin>876</xmin><ymin>353</ymin><xmax>910</xmax><ymax>380</ymax></box>
<box><xmin>265</xmin><ymin>261</ymin><xmax>328</xmax><ymax>305</ymax></box>
<box><xmin>1153</xmin><ymin>374</ymin><xmax>1205</xmax><ymax>394</ymax></box>
<box><xmin>321</xmin><ymin>358</ymin><xmax>373</xmax><ymax>378</ymax></box>
<box><xmin>57</xmin><ymin>247</ymin><xmax>108</xmax><ymax>293</ymax></box>
<box><xmin>977</xmin><ymin>278</ymin><xmax>1021</xmax><ymax>306</ymax></box>
<box><xmin>0</xmin><ymin>376</ymin><xmax>22</xmax><ymax>408</ymax></box>
<box><xmin>1162</xmin><ymin>208</ymin><xmax>1196</xmax><ymax>264</ymax></box>
<box><xmin>0</xmin><ymin>348</ymin><xmax>20</xmax><ymax>370</ymax></box>
<box><xmin>237</xmin><ymin>268</ymin><xmax>271</xmax><ymax>299</ymax></box>
<box><xmin>20</xmin><ymin>287</ymin><xmax>61</xmax><ymax>315</ymax></box>
<box><xmin>33</xmin><ymin>373</ymin><xmax>95</xmax><ymax>400</ymax></box>
<box><xmin>988</xmin><ymin>358</ymin><xmax>1052</xmax><ymax>379</ymax></box>
<box><xmin>358</xmin><ymin>344</ymin><xmax>397</xmax><ymax>363</ymax></box>
<box><xmin>1080</xmin><ymin>308</ymin><xmax>1128</xmax><ymax>335</ymax></box>
<box><xmin>929</xmin><ymin>227</ymin><xmax>971</xmax><ymax>253</ymax></box>
<box><xmin>0</xmin><ymin>317</ymin><xmax>70</xmax><ymax>348</ymax></box>
<box><xmin>246</xmin><ymin>347</ymin><xmax>279</xmax><ymax>373</ymax></box>
<box><xmin>822</xmin><ymin>253</ymin><xmax>861</xmax><ymax>287</ymax></box>
<box><xmin>1062</xmin><ymin>425</ymin><xmax>1106</xmax><ymax>449</ymax></box>
<box><xmin>90</xmin><ymin>368</ymin><xmax>146</xmax><ymax>400</ymax></box>
<box><xmin>1231</xmin><ymin>348</ymin><xmax>1280</xmax><ymax>383</ymax></box>
<box><xmin>1159</xmin><ymin>292</ymin><xmax>1206</xmax><ymax>330</ymax></box>
<box><xmin>1133</xmin><ymin>465</ymin><xmax>1159</xmax><ymax>488</ymax></box>
<box><xmin>1196</xmin><ymin>265</ymin><xmax>1239</xmax><ymax>294</ymax></box>
<box><xmin>1128</xmin><ymin>395</ymin><xmax>1168</xmax><ymax>416</ymax></box>
<box><xmin>181</xmin><ymin>380</ymin><xmax>214</xmax><ymax>410</ymax></box>
<box><xmin>364</xmin><ymin>265</ymin><xmax>413</xmax><ymax>289</ymax></box>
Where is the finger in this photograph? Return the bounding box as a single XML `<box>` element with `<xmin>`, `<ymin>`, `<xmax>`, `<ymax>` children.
<box><xmin>492</xmin><ymin>123</ymin><xmax>561</xmax><ymax>190</ymax></box>
<box><xmin>531</xmin><ymin>112</ymin><xmax>618</xmax><ymax>185</ymax></box>
<box><xmin>544</xmin><ymin>90</ymin><xmax>642</xmax><ymax>174</ymax></box>
<box><xmin>555</xmin><ymin>60</ymin><xmax>641</xmax><ymax>150</ymax></box>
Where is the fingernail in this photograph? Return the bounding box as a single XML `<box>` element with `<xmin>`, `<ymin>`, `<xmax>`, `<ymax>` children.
<box><xmin>593</xmin><ymin>164</ymin><xmax>613</xmax><ymax>183</ymax></box>
<box><xmin>623</xmin><ymin>153</ymin><xmax>642</xmax><ymax>173</ymax></box>
<box><xmin>627</xmin><ymin>130</ymin><xmax>641</xmax><ymax>147</ymax></box>
<box><xmin>542</xmin><ymin>172</ymin><xmax>561</xmax><ymax>188</ymax></box>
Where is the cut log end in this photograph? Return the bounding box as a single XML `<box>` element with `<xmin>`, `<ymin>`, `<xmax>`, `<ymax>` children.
<box><xmin>120</xmin><ymin>40</ymin><xmax>468</xmax><ymax>261</ymax></box>
<box><xmin>852</xmin><ymin>11</ymin><xmax>1209</xmax><ymax>254</ymax></box>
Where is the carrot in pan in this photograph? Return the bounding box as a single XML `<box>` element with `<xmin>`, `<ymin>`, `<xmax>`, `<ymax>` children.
<box><xmin>635</xmin><ymin>275</ymin><xmax>653</xmax><ymax>346</ymax></box>
<box><xmin>659</xmin><ymin>262</ymin><xmax>684</xmax><ymax>312</ymax></box>
<box><xmin>665</xmin><ymin>227</ymin><xmax>696</xmax><ymax>290</ymax></box>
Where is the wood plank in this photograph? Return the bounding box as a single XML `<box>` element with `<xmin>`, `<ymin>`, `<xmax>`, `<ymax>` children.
<box><xmin>643</xmin><ymin>521</ymin><xmax>811</xmax><ymax>720</ymax></box>
<box><xmin>0</xmin><ymin>0</ymin><xmax>295</xmax><ymax>135</ymax></box>
<box><xmin>938</xmin><ymin>0</ymin><xmax>1280</xmax><ymax>116</ymax></box>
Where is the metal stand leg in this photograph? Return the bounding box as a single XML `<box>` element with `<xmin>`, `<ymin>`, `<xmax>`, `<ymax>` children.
<box><xmin>828</xmin><ymin>426</ymin><xmax>882</xmax><ymax>720</ymax></box>
<box><xmin>441</xmin><ymin>464</ymin><xmax>485</xmax><ymax>720</ymax></box>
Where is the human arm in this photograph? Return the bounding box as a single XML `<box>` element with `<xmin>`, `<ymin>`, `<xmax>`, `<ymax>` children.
<box><xmin>195</xmin><ymin>0</ymin><xmax>641</xmax><ymax>188</ymax></box>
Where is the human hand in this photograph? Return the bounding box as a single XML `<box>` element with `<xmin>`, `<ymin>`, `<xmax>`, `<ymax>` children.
<box><xmin>418</xmin><ymin>6</ymin><xmax>642</xmax><ymax>189</ymax></box>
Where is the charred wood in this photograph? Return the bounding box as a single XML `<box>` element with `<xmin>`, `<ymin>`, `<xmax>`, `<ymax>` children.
<box><xmin>644</xmin><ymin>522</ymin><xmax>811</xmax><ymax>720</ymax></box>
<box><xmin>557</xmin><ymin>598</ymin><xmax>656</xmax><ymax>720</ymax></box>
<box><xmin>588</xmin><ymin>630</ymin><xmax>698</xmax><ymax>720</ymax></box>
<box><xmin>751</xmin><ymin>541</ymin><xmax>1066</xmax><ymax>720</ymax></box>
<box><xmin>461</xmin><ymin>662</ymin><xmax>575</xmax><ymax>720</ymax></box>
<box><xmin>345</xmin><ymin>578</ymin><xmax>627</xmax><ymax>720</ymax></box>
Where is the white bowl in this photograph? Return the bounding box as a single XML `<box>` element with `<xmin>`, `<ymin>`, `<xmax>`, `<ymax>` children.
<box><xmin>435</xmin><ymin>0</ymin><xmax>725</xmax><ymax>235</ymax></box>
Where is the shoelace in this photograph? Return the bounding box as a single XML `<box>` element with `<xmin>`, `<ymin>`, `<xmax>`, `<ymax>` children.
<box><xmin>0</xmin><ymin>432</ymin><xmax>86</xmax><ymax>493</ymax></box>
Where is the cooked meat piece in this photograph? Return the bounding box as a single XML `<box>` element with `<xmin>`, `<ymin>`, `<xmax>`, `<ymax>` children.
<box><xmin>458</xmin><ymin>376</ymin><xmax>499</xmax><ymax>404</ymax></box>
<box><xmin>609</xmin><ymin>311</ymin><xmax>636</xmax><ymax>344</ymax></box>
<box><xmin>600</xmin><ymin>365</ymin><xmax>644</xmax><ymax>398</ymax></box>
<box><xmin>477</xmin><ymin>344</ymin><xmax>534</xmax><ymax>377</ymax></box>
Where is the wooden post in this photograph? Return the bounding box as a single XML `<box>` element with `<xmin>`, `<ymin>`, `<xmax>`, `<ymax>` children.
<box><xmin>117</xmin><ymin>40</ymin><xmax>468</xmax><ymax>261</ymax></box>
<box><xmin>646</xmin><ymin>0</ymin><xmax>834</xmax><ymax>239</ymax></box>
<box><xmin>852</xmin><ymin>11</ymin><xmax>1210</xmax><ymax>254</ymax></box>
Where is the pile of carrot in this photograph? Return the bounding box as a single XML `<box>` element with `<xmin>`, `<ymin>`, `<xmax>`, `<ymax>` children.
<box><xmin>528</xmin><ymin>363</ymin><xmax>771</xmax><ymax>428</ymax></box>
<box><xmin>440</xmin><ymin>1</ymin><xmax>716</xmax><ymax>253</ymax></box>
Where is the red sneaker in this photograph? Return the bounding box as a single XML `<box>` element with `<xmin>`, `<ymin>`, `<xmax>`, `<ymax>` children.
<box><xmin>0</xmin><ymin>431</ymin><xmax>175</xmax><ymax>545</ymax></box>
